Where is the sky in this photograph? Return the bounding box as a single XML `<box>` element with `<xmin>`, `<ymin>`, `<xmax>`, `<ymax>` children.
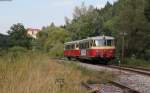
<box><xmin>0</xmin><ymin>0</ymin><xmax>117</xmax><ymax>34</ymax></box>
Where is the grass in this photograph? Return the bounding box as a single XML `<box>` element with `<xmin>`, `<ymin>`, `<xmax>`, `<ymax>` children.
<box><xmin>122</xmin><ymin>58</ymin><xmax>150</xmax><ymax>69</ymax></box>
<box><xmin>0</xmin><ymin>52</ymin><xmax>115</xmax><ymax>93</ymax></box>
<box><xmin>108</xmin><ymin>56</ymin><xmax>150</xmax><ymax>69</ymax></box>
<box><xmin>62</xmin><ymin>61</ymin><xmax>115</xmax><ymax>84</ymax></box>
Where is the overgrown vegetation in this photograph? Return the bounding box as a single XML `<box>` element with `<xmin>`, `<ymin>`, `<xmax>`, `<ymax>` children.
<box><xmin>62</xmin><ymin>61</ymin><xmax>115</xmax><ymax>84</ymax></box>
<box><xmin>0</xmin><ymin>52</ymin><xmax>115</xmax><ymax>93</ymax></box>
<box><xmin>144</xmin><ymin>0</ymin><xmax>150</xmax><ymax>21</ymax></box>
<box><xmin>36</xmin><ymin>24</ymin><xmax>70</xmax><ymax>57</ymax></box>
<box><xmin>122</xmin><ymin>58</ymin><xmax>150</xmax><ymax>69</ymax></box>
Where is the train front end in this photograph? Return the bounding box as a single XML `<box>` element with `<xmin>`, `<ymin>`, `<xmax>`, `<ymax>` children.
<box><xmin>87</xmin><ymin>36</ymin><xmax>115</xmax><ymax>60</ymax></box>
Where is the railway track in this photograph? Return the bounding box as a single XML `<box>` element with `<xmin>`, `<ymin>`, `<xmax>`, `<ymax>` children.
<box><xmin>107</xmin><ymin>65</ymin><xmax>150</xmax><ymax>76</ymax></box>
<box><xmin>109</xmin><ymin>81</ymin><xmax>140</xmax><ymax>93</ymax></box>
<box><xmin>58</xmin><ymin>58</ymin><xmax>150</xmax><ymax>76</ymax></box>
<box><xmin>82</xmin><ymin>81</ymin><xmax>140</xmax><ymax>93</ymax></box>
<box><xmin>57</xmin><ymin>58</ymin><xmax>150</xmax><ymax>93</ymax></box>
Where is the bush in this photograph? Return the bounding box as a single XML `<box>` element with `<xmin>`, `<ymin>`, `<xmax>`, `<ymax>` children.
<box><xmin>9</xmin><ymin>46</ymin><xmax>27</xmax><ymax>53</ymax></box>
<box><xmin>48</xmin><ymin>43</ymin><xmax>64</xmax><ymax>57</ymax></box>
<box><xmin>0</xmin><ymin>48</ymin><xmax>7</xmax><ymax>56</ymax></box>
<box><xmin>123</xmin><ymin>58</ymin><xmax>150</xmax><ymax>68</ymax></box>
<box><xmin>37</xmin><ymin>26</ymin><xmax>70</xmax><ymax>58</ymax></box>
<box><xmin>7</xmin><ymin>46</ymin><xmax>28</xmax><ymax>62</ymax></box>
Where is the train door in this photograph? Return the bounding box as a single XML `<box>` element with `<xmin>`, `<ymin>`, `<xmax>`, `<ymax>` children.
<box><xmin>79</xmin><ymin>42</ymin><xmax>86</xmax><ymax>56</ymax></box>
<box><xmin>81</xmin><ymin>49</ymin><xmax>86</xmax><ymax>56</ymax></box>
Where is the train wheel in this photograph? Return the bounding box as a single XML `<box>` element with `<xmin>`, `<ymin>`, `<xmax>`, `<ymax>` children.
<box><xmin>101</xmin><ymin>59</ymin><xmax>108</xmax><ymax>65</ymax></box>
<box><xmin>67</xmin><ymin>57</ymin><xmax>71</xmax><ymax>60</ymax></box>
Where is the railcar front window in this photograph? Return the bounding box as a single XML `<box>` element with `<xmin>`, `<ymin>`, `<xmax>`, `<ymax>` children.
<box><xmin>106</xmin><ymin>40</ymin><xmax>114</xmax><ymax>46</ymax></box>
<box><xmin>95</xmin><ymin>39</ymin><xmax>114</xmax><ymax>46</ymax></box>
<box><xmin>95</xmin><ymin>39</ymin><xmax>104</xmax><ymax>46</ymax></box>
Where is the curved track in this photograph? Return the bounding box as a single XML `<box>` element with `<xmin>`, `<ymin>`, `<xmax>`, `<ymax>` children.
<box><xmin>106</xmin><ymin>65</ymin><xmax>150</xmax><ymax>76</ymax></box>
<box><xmin>56</xmin><ymin>59</ymin><xmax>150</xmax><ymax>93</ymax></box>
<box><xmin>58</xmin><ymin>58</ymin><xmax>150</xmax><ymax>76</ymax></box>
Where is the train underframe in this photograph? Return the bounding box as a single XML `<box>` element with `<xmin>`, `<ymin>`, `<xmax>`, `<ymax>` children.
<box><xmin>66</xmin><ymin>56</ymin><xmax>114</xmax><ymax>65</ymax></box>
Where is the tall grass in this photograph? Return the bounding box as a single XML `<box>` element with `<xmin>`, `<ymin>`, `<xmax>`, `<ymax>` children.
<box><xmin>0</xmin><ymin>52</ymin><xmax>115</xmax><ymax>93</ymax></box>
<box><xmin>0</xmin><ymin>52</ymin><xmax>88</xmax><ymax>93</ymax></box>
<box><xmin>62</xmin><ymin>61</ymin><xmax>115</xmax><ymax>84</ymax></box>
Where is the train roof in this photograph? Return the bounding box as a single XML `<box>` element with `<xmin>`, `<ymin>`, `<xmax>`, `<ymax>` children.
<box><xmin>88</xmin><ymin>36</ymin><xmax>114</xmax><ymax>40</ymax></box>
<box><xmin>65</xmin><ymin>36</ymin><xmax>114</xmax><ymax>45</ymax></box>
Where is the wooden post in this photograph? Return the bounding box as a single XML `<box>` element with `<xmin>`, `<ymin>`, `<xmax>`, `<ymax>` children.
<box><xmin>121</xmin><ymin>33</ymin><xmax>125</xmax><ymax>64</ymax></box>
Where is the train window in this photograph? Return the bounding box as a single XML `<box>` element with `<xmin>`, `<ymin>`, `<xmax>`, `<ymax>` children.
<box><xmin>85</xmin><ymin>42</ymin><xmax>89</xmax><ymax>49</ymax></box>
<box><xmin>79</xmin><ymin>42</ymin><xmax>90</xmax><ymax>49</ymax></box>
<box><xmin>87</xmin><ymin>42</ymin><xmax>90</xmax><ymax>48</ymax></box>
<box><xmin>73</xmin><ymin>44</ymin><xmax>75</xmax><ymax>49</ymax></box>
<box><xmin>76</xmin><ymin>43</ymin><xmax>79</xmax><ymax>48</ymax></box>
<box><xmin>106</xmin><ymin>39</ymin><xmax>114</xmax><ymax>46</ymax></box>
<box><xmin>95</xmin><ymin>39</ymin><xmax>104</xmax><ymax>46</ymax></box>
<box><xmin>83</xmin><ymin>43</ymin><xmax>86</xmax><ymax>49</ymax></box>
<box><xmin>93</xmin><ymin>40</ymin><xmax>96</xmax><ymax>46</ymax></box>
<box><xmin>70</xmin><ymin>45</ymin><xmax>72</xmax><ymax>49</ymax></box>
<box><xmin>107</xmin><ymin>40</ymin><xmax>111</xmax><ymax>46</ymax></box>
<box><xmin>80</xmin><ymin>43</ymin><xmax>81</xmax><ymax>49</ymax></box>
<box><xmin>65</xmin><ymin>45</ymin><xmax>67</xmax><ymax>49</ymax></box>
<box><xmin>79</xmin><ymin>44</ymin><xmax>80</xmax><ymax>49</ymax></box>
<box><xmin>79</xmin><ymin>43</ymin><xmax>82</xmax><ymax>49</ymax></box>
<box><xmin>82</xmin><ymin>43</ymin><xmax>84</xmax><ymax>49</ymax></box>
<box><xmin>104</xmin><ymin>40</ymin><xmax>107</xmax><ymax>46</ymax></box>
<box><xmin>72</xmin><ymin>44</ymin><xmax>75</xmax><ymax>49</ymax></box>
<box><xmin>90</xmin><ymin>41</ymin><xmax>92</xmax><ymax>47</ymax></box>
<box><xmin>85</xmin><ymin>42</ymin><xmax>88</xmax><ymax>49</ymax></box>
<box><xmin>84</xmin><ymin>43</ymin><xmax>86</xmax><ymax>48</ymax></box>
<box><xmin>80</xmin><ymin>43</ymin><xmax>83</xmax><ymax>49</ymax></box>
<box><xmin>68</xmin><ymin>45</ymin><xmax>70</xmax><ymax>49</ymax></box>
<box><xmin>67</xmin><ymin>45</ymin><xmax>69</xmax><ymax>49</ymax></box>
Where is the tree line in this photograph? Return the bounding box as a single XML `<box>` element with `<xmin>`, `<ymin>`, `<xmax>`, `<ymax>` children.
<box><xmin>65</xmin><ymin>0</ymin><xmax>150</xmax><ymax>60</ymax></box>
<box><xmin>0</xmin><ymin>0</ymin><xmax>149</xmax><ymax>60</ymax></box>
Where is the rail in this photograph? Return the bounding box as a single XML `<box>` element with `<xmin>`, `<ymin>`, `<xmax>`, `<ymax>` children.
<box><xmin>108</xmin><ymin>65</ymin><xmax>150</xmax><ymax>76</ymax></box>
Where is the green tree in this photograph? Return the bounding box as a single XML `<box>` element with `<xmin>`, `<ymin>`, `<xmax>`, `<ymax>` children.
<box><xmin>112</xmin><ymin>0</ymin><xmax>150</xmax><ymax>59</ymax></box>
<box><xmin>37</xmin><ymin>25</ymin><xmax>70</xmax><ymax>57</ymax></box>
<box><xmin>8</xmin><ymin>23</ymin><xmax>32</xmax><ymax>49</ymax></box>
<box><xmin>144</xmin><ymin>0</ymin><xmax>150</xmax><ymax>21</ymax></box>
<box><xmin>65</xmin><ymin>0</ymin><xmax>150</xmax><ymax>60</ymax></box>
<box><xmin>0</xmin><ymin>34</ymin><xmax>10</xmax><ymax>49</ymax></box>
<box><xmin>66</xmin><ymin>4</ymin><xmax>109</xmax><ymax>40</ymax></box>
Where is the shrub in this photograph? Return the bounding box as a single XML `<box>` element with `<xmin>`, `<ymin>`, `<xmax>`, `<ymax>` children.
<box><xmin>9</xmin><ymin>46</ymin><xmax>27</xmax><ymax>53</ymax></box>
<box><xmin>123</xmin><ymin>58</ymin><xmax>150</xmax><ymax>69</ymax></box>
<box><xmin>48</xmin><ymin>43</ymin><xmax>64</xmax><ymax>58</ymax></box>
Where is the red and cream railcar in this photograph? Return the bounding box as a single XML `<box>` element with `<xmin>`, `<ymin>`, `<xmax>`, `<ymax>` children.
<box><xmin>64</xmin><ymin>36</ymin><xmax>115</xmax><ymax>62</ymax></box>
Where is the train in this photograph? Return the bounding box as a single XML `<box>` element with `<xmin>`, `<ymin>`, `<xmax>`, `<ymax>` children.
<box><xmin>64</xmin><ymin>36</ymin><xmax>115</xmax><ymax>64</ymax></box>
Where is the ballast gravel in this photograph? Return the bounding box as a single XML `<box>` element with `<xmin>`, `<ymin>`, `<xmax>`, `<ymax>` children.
<box><xmin>117</xmin><ymin>74</ymin><xmax>150</xmax><ymax>93</ymax></box>
<box><xmin>99</xmin><ymin>84</ymin><xmax>123</xmax><ymax>93</ymax></box>
<box><xmin>78</xmin><ymin>62</ymin><xmax>150</xmax><ymax>93</ymax></box>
